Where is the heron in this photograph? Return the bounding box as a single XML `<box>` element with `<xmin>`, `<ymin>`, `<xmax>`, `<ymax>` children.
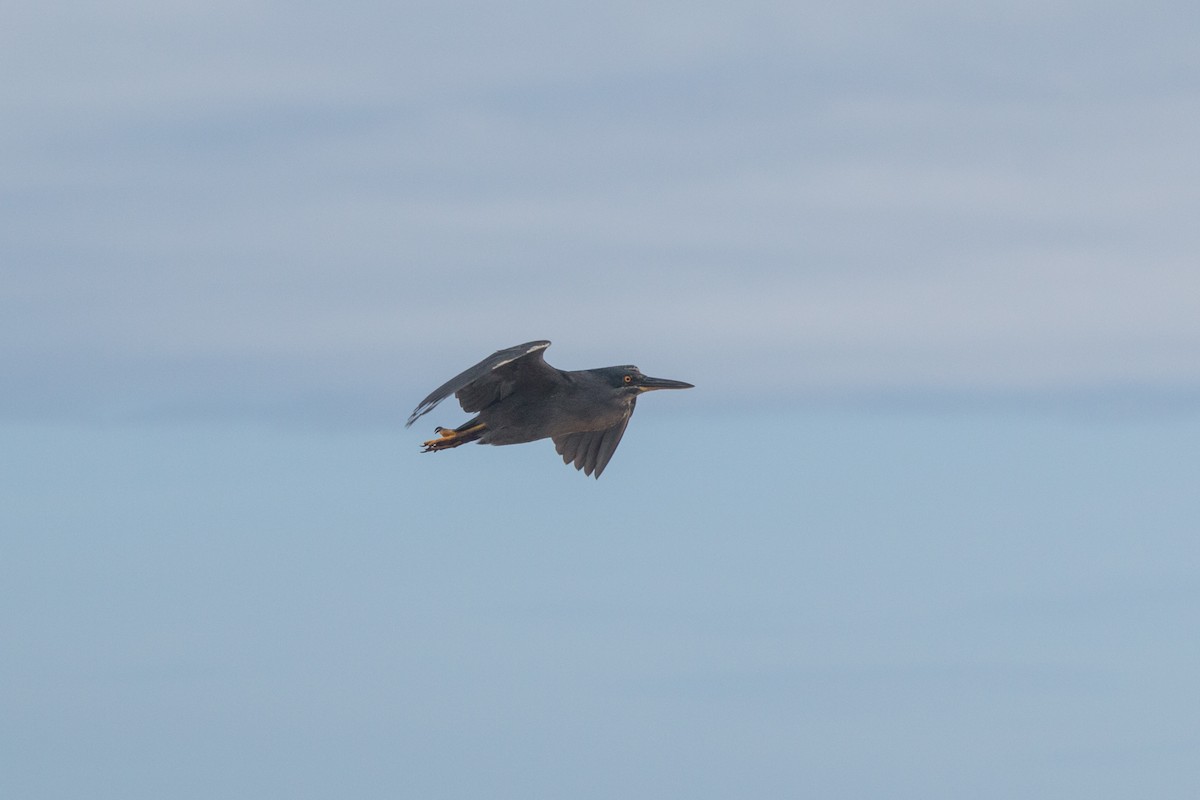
<box><xmin>406</xmin><ymin>340</ymin><xmax>693</xmax><ymax>478</ymax></box>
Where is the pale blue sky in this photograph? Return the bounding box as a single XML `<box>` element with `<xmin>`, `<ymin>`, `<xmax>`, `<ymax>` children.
<box><xmin>3</xmin><ymin>2</ymin><xmax>1200</xmax><ymax>798</ymax></box>
<box><xmin>4</xmin><ymin>412</ymin><xmax>1199</xmax><ymax>799</ymax></box>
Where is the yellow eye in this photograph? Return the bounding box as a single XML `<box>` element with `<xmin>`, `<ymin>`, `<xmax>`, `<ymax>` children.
<box><xmin>623</xmin><ymin>374</ymin><xmax>633</xmax><ymax>384</ymax></box>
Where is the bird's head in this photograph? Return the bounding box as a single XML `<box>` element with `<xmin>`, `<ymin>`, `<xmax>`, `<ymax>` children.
<box><xmin>598</xmin><ymin>366</ymin><xmax>695</xmax><ymax>395</ymax></box>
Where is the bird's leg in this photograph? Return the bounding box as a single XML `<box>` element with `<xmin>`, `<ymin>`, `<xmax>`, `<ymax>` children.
<box><xmin>421</xmin><ymin>419</ymin><xmax>486</xmax><ymax>452</ymax></box>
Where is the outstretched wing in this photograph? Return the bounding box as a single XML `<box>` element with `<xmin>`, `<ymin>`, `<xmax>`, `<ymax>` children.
<box><xmin>405</xmin><ymin>340</ymin><xmax>553</xmax><ymax>427</ymax></box>
<box><xmin>552</xmin><ymin>404</ymin><xmax>633</xmax><ymax>479</ymax></box>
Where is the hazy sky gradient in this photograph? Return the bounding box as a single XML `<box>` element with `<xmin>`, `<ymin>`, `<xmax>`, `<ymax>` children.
<box><xmin>3</xmin><ymin>2</ymin><xmax>1200</xmax><ymax>799</ymax></box>
<box><xmin>4</xmin><ymin>1</ymin><xmax>1199</xmax><ymax>421</ymax></box>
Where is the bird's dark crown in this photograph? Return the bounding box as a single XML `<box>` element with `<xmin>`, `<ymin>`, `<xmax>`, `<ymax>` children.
<box><xmin>589</xmin><ymin>365</ymin><xmax>644</xmax><ymax>389</ymax></box>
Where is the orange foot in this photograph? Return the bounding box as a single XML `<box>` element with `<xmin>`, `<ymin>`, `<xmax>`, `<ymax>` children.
<box><xmin>421</xmin><ymin>423</ymin><xmax>485</xmax><ymax>452</ymax></box>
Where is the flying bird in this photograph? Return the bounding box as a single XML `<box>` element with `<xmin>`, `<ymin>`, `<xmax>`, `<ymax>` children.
<box><xmin>406</xmin><ymin>340</ymin><xmax>693</xmax><ymax>478</ymax></box>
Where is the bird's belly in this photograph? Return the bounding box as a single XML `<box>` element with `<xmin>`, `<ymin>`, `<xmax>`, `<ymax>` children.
<box><xmin>479</xmin><ymin>395</ymin><xmax>627</xmax><ymax>445</ymax></box>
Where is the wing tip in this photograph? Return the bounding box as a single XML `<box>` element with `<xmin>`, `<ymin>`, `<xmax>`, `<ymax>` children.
<box><xmin>405</xmin><ymin>399</ymin><xmax>440</xmax><ymax>428</ymax></box>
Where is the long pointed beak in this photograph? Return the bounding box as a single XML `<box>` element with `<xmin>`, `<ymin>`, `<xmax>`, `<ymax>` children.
<box><xmin>637</xmin><ymin>375</ymin><xmax>695</xmax><ymax>392</ymax></box>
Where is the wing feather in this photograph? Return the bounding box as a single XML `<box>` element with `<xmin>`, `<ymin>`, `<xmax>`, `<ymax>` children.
<box><xmin>405</xmin><ymin>340</ymin><xmax>552</xmax><ymax>427</ymax></box>
<box><xmin>552</xmin><ymin>406</ymin><xmax>633</xmax><ymax>479</ymax></box>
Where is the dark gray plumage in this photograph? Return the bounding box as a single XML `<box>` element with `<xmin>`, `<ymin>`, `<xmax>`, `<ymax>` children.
<box><xmin>406</xmin><ymin>340</ymin><xmax>693</xmax><ymax>478</ymax></box>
